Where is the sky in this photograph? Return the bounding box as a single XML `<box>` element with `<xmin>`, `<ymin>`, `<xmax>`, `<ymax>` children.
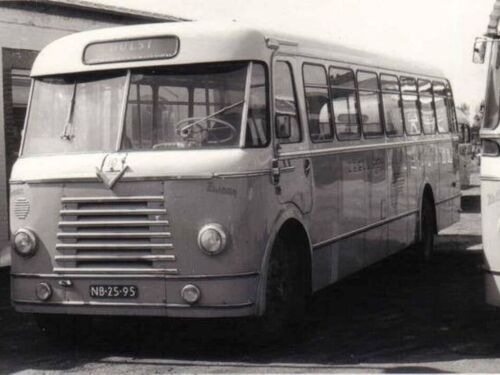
<box><xmin>92</xmin><ymin>0</ymin><xmax>495</xmax><ymax>117</ymax></box>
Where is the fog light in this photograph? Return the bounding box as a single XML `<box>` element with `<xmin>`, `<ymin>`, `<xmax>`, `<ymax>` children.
<box><xmin>181</xmin><ymin>284</ymin><xmax>201</xmax><ymax>304</ymax></box>
<box><xmin>13</xmin><ymin>228</ymin><xmax>37</xmax><ymax>257</ymax></box>
<box><xmin>36</xmin><ymin>283</ymin><xmax>52</xmax><ymax>301</ymax></box>
<box><xmin>197</xmin><ymin>224</ymin><xmax>227</xmax><ymax>255</ymax></box>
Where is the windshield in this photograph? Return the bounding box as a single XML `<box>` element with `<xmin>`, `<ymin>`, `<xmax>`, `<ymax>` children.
<box><xmin>123</xmin><ymin>63</ymin><xmax>248</xmax><ymax>150</ymax></box>
<box><xmin>23</xmin><ymin>73</ymin><xmax>127</xmax><ymax>156</ymax></box>
<box><xmin>22</xmin><ymin>62</ymin><xmax>269</xmax><ymax>156</ymax></box>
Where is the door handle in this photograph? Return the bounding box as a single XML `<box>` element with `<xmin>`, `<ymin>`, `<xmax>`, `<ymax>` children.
<box><xmin>304</xmin><ymin>159</ymin><xmax>311</xmax><ymax>176</ymax></box>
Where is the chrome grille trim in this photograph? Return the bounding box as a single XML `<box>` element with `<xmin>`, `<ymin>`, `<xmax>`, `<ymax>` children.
<box><xmin>57</xmin><ymin>232</ymin><xmax>171</xmax><ymax>239</ymax></box>
<box><xmin>60</xmin><ymin>208</ymin><xmax>167</xmax><ymax>216</ymax></box>
<box><xmin>53</xmin><ymin>267</ymin><xmax>179</xmax><ymax>274</ymax></box>
<box><xmin>61</xmin><ymin>196</ymin><xmax>164</xmax><ymax>203</ymax></box>
<box><xmin>54</xmin><ymin>255</ymin><xmax>176</xmax><ymax>262</ymax></box>
<box><xmin>56</xmin><ymin>194</ymin><xmax>174</xmax><ymax>274</ymax></box>
<box><xmin>59</xmin><ymin>220</ymin><xmax>169</xmax><ymax>227</ymax></box>
<box><xmin>56</xmin><ymin>243</ymin><xmax>173</xmax><ymax>250</ymax></box>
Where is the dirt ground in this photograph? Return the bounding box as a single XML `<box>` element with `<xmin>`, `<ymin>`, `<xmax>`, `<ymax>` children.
<box><xmin>1</xmin><ymin>177</ymin><xmax>498</xmax><ymax>374</ymax></box>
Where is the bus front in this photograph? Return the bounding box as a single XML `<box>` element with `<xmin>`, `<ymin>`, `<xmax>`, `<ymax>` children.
<box><xmin>10</xmin><ymin>25</ymin><xmax>275</xmax><ymax>323</ymax></box>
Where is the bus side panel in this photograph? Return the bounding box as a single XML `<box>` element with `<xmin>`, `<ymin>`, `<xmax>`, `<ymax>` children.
<box><xmin>387</xmin><ymin>144</ymin><xmax>408</xmax><ymax>254</ymax></box>
<box><xmin>336</xmin><ymin>152</ymin><xmax>366</xmax><ymax>280</ymax></box>
<box><xmin>364</xmin><ymin>148</ymin><xmax>388</xmax><ymax>266</ymax></box>
<box><xmin>406</xmin><ymin>144</ymin><xmax>421</xmax><ymax>243</ymax></box>
<box><xmin>310</xmin><ymin>154</ymin><xmax>341</xmax><ymax>290</ymax></box>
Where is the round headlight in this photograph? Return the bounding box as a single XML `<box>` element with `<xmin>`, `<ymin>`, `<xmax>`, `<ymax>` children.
<box><xmin>181</xmin><ymin>284</ymin><xmax>201</xmax><ymax>304</ymax></box>
<box><xmin>13</xmin><ymin>228</ymin><xmax>37</xmax><ymax>257</ymax></box>
<box><xmin>197</xmin><ymin>224</ymin><xmax>227</xmax><ymax>255</ymax></box>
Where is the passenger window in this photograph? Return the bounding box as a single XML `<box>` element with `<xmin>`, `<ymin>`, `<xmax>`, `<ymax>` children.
<box><xmin>329</xmin><ymin>67</ymin><xmax>360</xmax><ymax>140</ymax></box>
<box><xmin>418</xmin><ymin>79</ymin><xmax>436</xmax><ymax>134</ymax></box>
<box><xmin>303</xmin><ymin>63</ymin><xmax>333</xmax><ymax>142</ymax></box>
<box><xmin>245</xmin><ymin>63</ymin><xmax>270</xmax><ymax>147</ymax></box>
<box><xmin>401</xmin><ymin>77</ymin><xmax>421</xmax><ymax>135</ymax></box>
<box><xmin>357</xmin><ymin>71</ymin><xmax>383</xmax><ymax>137</ymax></box>
<box><xmin>380</xmin><ymin>74</ymin><xmax>404</xmax><ymax>136</ymax></box>
<box><xmin>274</xmin><ymin>61</ymin><xmax>301</xmax><ymax>144</ymax></box>
<box><xmin>433</xmin><ymin>81</ymin><xmax>450</xmax><ymax>133</ymax></box>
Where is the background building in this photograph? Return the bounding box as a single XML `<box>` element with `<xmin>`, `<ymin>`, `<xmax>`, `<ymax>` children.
<box><xmin>0</xmin><ymin>0</ymin><xmax>184</xmax><ymax>265</ymax></box>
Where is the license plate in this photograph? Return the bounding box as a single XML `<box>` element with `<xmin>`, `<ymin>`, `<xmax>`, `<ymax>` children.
<box><xmin>89</xmin><ymin>285</ymin><xmax>138</xmax><ymax>299</ymax></box>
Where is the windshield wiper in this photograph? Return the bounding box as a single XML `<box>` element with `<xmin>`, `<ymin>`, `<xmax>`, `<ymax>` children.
<box><xmin>182</xmin><ymin>99</ymin><xmax>245</xmax><ymax>129</ymax></box>
<box><xmin>60</xmin><ymin>82</ymin><xmax>77</xmax><ymax>141</ymax></box>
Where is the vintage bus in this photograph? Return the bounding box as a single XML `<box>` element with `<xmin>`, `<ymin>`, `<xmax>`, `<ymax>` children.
<box><xmin>10</xmin><ymin>21</ymin><xmax>460</xmax><ymax>333</ymax></box>
<box><xmin>473</xmin><ymin>0</ymin><xmax>500</xmax><ymax>308</ymax></box>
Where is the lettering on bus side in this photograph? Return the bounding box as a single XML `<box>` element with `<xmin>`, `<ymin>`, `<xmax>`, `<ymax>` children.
<box><xmin>207</xmin><ymin>182</ymin><xmax>237</xmax><ymax>197</ymax></box>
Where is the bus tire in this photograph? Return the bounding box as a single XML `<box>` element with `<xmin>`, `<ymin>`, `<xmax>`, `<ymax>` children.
<box><xmin>259</xmin><ymin>235</ymin><xmax>305</xmax><ymax>338</ymax></box>
<box><xmin>421</xmin><ymin>197</ymin><xmax>435</xmax><ymax>261</ymax></box>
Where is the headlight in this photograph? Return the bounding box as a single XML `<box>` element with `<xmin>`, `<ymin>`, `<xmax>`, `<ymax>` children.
<box><xmin>13</xmin><ymin>228</ymin><xmax>37</xmax><ymax>257</ymax></box>
<box><xmin>197</xmin><ymin>224</ymin><xmax>227</xmax><ymax>255</ymax></box>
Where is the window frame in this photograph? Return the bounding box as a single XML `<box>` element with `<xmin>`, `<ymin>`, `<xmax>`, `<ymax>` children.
<box><xmin>328</xmin><ymin>65</ymin><xmax>361</xmax><ymax>141</ymax></box>
<box><xmin>302</xmin><ymin>62</ymin><xmax>334</xmax><ymax>143</ymax></box>
<box><xmin>274</xmin><ymin>60</ymin><xmax>302</xmax><ymax>144</ymax></box>
<box><xmin>417</xmin><ymin>78</ymin><xmax>437</xmax><ymax>135</ymax></box>
<box><xmin>432</xmin><ymin>79</ymin><xmax>451</xmax><ymax>134</ymax></box>
<box><xmin>356</xmin><ymin>69</ymin><xmax>384</xmax><ymax>139</ymax></box>
<box><xmin>380</xmin><ymin>73</ymin><xmax>406</xmax><ymax>138</ymax></box>
<box><xmin>400</xmin><ymin>75</ymin><xmax>422</xmax><ymax>136</ymax></box>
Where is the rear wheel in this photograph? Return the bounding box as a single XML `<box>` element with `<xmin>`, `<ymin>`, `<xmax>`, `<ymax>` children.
<box><xmin>421</xmin><ymin>197</ymin><xmax>435</xmax><ymax>261</ymax></box>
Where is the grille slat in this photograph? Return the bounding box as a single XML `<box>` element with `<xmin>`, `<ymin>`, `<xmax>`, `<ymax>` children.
<box><xmin>59</xmin><ymin>220</ymin><xmax>169</xmax><ymax>227</ymax></box>
<box><xmin>55</xmin><ymin>255</ymin><xmax>176</xmax><ymax>262</ymax></box>
<box><xmin>57</xmin><ymin>232</ymin><xmax>171</xmax><ymax>239</ymax></box>
<box><xmin>60</xmin><ymin>208</ymin><xmax>167</xmax><ymax>216</ymax></box>
<box><xmin>56</xmin><ymin>195</ymin><xmax>174</xmax><ymax>274</ymax></box>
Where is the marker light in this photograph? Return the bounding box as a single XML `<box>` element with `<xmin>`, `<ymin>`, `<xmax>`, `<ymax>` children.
<box><xmin>181</xmin><ymin>284</ymin><xmax>201</xmax><ymax>304</ymax></box>
<box><xmin>197</xmin><ymin>224</ymin><xmax>227</xmax><ymax>255</ymax></box>
<box><xmin>13</xmin><ymin>228</ymin><xmax>37</xmax><ymax>257</ymax></box>
<box><xmin>36</xmin><ymin>283</ymin><xmax>52</xmax><ymax>301</ymax></box>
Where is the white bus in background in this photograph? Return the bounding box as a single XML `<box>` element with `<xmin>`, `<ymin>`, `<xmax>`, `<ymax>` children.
<box><xmin>10</xmin><ymin>21</ymin><xmax>460</xmax><ymax>335</ymax></box>
<box><xmin>473</xmin><ymin>0</ymin><xmax>500</xmax><ymax>308</ymax></box>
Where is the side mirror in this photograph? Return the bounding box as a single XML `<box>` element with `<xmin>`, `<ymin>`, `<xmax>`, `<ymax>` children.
<box><xmin>473</xmin><ymin>37</ymin><xmax>487</xmax><ymax>64</ymax></box>
<box><xmin>275</xmin><ymin>113</ymin><xmax>291</xmax><ymax>139</ymax></box>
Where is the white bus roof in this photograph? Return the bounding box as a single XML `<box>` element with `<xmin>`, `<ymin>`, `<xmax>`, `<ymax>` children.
<box><xmin>31</xmin><ymin>21</ymin><xmax>446</xmax><ymax>79</ymax></box>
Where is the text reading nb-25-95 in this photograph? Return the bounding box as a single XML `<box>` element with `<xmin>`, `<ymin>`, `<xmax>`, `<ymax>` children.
<box><xmin>89</xmin><ymin>285</ymin><xmax>138</xmax><ymax>298</ymax></box>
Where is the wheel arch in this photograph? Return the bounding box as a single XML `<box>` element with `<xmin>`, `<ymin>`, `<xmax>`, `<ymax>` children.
<box><xmin>255</xmin><ymin>206</ymin><xmax>312</xmax><ymax>315</ymax></box>
<box><xmin>417</xmin><ymin>182</ymin><xmax>437</xmax><ymax>241</ymax></box>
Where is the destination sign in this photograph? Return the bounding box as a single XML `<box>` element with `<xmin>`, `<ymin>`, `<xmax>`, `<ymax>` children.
<box><xmin>83</xmin><ymin>36</ymin><xmax>179</xmax><ymax>65</ymax></box>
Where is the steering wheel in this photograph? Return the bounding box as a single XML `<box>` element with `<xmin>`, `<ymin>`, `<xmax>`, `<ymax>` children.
<box><xmin>174</xmin><ymin>116</ymin><xmax>237</xmax><ymax>144</ymax></box>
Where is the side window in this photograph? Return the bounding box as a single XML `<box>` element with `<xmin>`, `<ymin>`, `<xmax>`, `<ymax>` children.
<box><xmin>418</xmin><ymin>79</ymin><xmax>436</xmax><ymax>134</ymax></box>
<box><xmin>329</xmin><ymin>66</ymin><xmax>360</xmax><ymax>140</ymax></box>
<box><xmin>433</xmin><ymin>81</ymin><xmax>450</xmax><ymax>133</ymax></box>
<box><xmin>401</xmin><ymin>77</ymin><xmax>421</xmax><ymax>135</ymax></box>
<box><xmin>446</xmin><ymin>82</ymin><xmax>457</xmax><ymax>133</ymax></box>
<box><xmin>274</xmin><ymin>61</ymin><xmax>301</xmax><ymax>144</ymax></box>
<box><xmin>380</xmin><ymin>74</ymin><xmax>404</xmax><ymax>136</ymax></box>
<box><xmin>357</xmin><ymin>71</ymin><xmax>383</xmax><ymax>137</ymax></box>
<box><xmin>245</xmin><ymin>63</ymin><xmax>270</xmax><ymax>147</ymax></box>
<box><xmin>303</xmin><ymin>63</ymin><xmax>333</xmax><ymax>142</ymax></box>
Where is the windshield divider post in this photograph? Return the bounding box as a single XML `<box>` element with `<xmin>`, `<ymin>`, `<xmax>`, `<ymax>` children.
<box><xmin>239</xmin><ymin>62</ymin><xmax>253</xmax><ymax>148</ymax></box>
<box><xmin>18</xmin><ymin>78</ymin><xmax>35</xmax><ymax>157</ymax></box>
<box><xmin>116</xmin><ymin>70</ymin><xmax>131</xmax><ymax>152</ymax></box>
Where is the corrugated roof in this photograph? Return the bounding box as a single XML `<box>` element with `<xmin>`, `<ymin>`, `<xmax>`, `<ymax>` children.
<box><xmin>5</xmin><ymin>0</ymin><xmax>189</xmax><ymax>22</ymax></box>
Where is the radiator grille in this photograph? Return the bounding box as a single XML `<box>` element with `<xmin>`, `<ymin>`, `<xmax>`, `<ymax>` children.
<box><xmin>55</xmin><ymin>195</ymin><xmax>176</xmax><ymax>274</ymax></box>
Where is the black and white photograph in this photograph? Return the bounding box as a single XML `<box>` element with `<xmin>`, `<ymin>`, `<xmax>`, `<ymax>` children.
<box><xmin>0</xmin><ymin>0</ymin><xmax>497</xmax><ymax>373</ymax></box>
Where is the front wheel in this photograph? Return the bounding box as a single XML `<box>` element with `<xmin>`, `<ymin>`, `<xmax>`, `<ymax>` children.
<box><xmin>258</xmin><ymin>236</ymin><xmax>307</xmax><ymax>338</ymax></box>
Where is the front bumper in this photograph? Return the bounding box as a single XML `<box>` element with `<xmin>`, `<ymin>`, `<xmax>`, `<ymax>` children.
<box><xmin>11</xmin><ymin>271</ymin><xmax>259</xmax><ymax>318</ymax></box>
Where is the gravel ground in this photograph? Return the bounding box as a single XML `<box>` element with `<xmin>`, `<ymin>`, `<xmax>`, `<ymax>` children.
<box><xmin>1</xmin><ymin>176</ymin><xmax>498</xmax><ymax>374</ymax></box>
